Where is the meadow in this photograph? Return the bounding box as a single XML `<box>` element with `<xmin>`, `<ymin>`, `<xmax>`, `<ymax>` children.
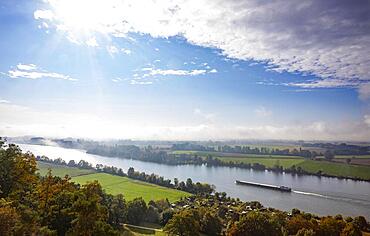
<box><xmin>217</xmin><ymin>156</ymin><xmax>304</xmax><ymax>168</ymax></box>
<box><xmin>217</xmin><ymin>156</ymin><xmax>370</xmax><ymax>180</ymax></box>
<box><xmin>172</xmin><ymin>150</ymin><xmax>302</xmax><ymax>159</ymax></box>
<box><xmin>37</xmin><ymin>161</ymin><xmax>95</xmax><ymax>177</ymax></box>
<box><xmin>172</xmin><ymin>149</ymin><xmax>370</xmax><ymax>179</ymax></box>
<box><xmin>72</xmin><ymin>173</ymin><xmax>190</xmax><ymax>202</ymax></box>
<box><xmin>296</xmin><ymin>160</ymin><xmax>370</xmax><ymax>180</ymax></box>
<box><xmin>37</xmin><ymin>162</ymin><xmax>190</xmax><ymax>202</ymax></box>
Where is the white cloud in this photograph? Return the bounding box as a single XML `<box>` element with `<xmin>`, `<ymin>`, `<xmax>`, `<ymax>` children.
<box><xmin>111</xmin><ymin>77</ymin><xmax>123</xmax><ymax>82</ymax></box>
<box><xmin>16</xmin><ymin>63</ymin><xmax>37</xmax><ymax>71</ymax></box>
<box><xmin>130</xmin><ymin>80</ymin><xmax>153</xmax><ymax>85</ymax></box>
<box><xmin>358</xmin><ymin>83</ymin><xmax>370</xmax><ymax>101</ymax></box>
<box><xmin>121</xmin><ymin>48</ymin><xmax>131</xmax><ymax>55</ymax></box>
<box><xmin>364</xmin><ymin>115</ymin><xmax>370</xmax><ymax>127</ymax></box>
<box><xmin>3</xmin><ymin>64</ymin><xmax>76</xmax><ymax>81</ymax></box>
<box><xmin>0</xmin><ymin>99</ymin><xmax>10</xmax><ymax>104</ymax></box>
<box><xmin>86</xmin><ymin>37</ymin><xmax>98</xmax><ymax>47</ymax></box>
<box><xmin>34</xmin><ymin>10</ymin><xmax>54</xmax><ymax>20</ymax></box>
<box><xmin>254</xmin><ymin>106</ymin><xmax>272</xmax><ymax>117</ymax></box>
<box><xmin>285</xmin><ymin>79</ymin><xmax>362</xmax><ymax>89</ymax></box>
<box><xmin>107</xmin><ymin>45</ymin><xmax>119</xmax><ymax>55</ymax></box>
<box><xmin>142</xmin><ymin>67</ymin><xmax>216</xmax><ymax>77</ymax></box>
<box><xmin>35</xmin><ymin>0</ymin><xmax>370</xmax><ymax>87</ymax></box>
<box><xmin>149</xmin><ymin>68</ymin><xmax>207</xmax><ymax>76</ymax></box>
<box><xmin>194</xmin><ymin>108</ymin><xmax>215</xmax><ymax>122</ymax></box>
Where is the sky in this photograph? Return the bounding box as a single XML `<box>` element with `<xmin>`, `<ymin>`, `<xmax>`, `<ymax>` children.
<box><xmin>0</xmin><ymin>0</ymin><xmax>370</xmax><ymax>141</ymax></box>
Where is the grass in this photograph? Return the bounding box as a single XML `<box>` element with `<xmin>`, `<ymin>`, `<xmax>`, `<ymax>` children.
<box><xmin>215</xmin><ymin>156</ymin><xmax>370</xmax><ymax>180</ymax></box>
<box><xmin>297</xmin><ymin>160</ymin><xmax>370</xmax><ymax>180</ymax></box>
<box><xmin>333</xmin><ymin>155</ymin><xmax>370</xmax><ymax>159</ymax></box>
<box><xmin>72</xmin><ymin>173</ymin><xmax>190</xmax><ymax>202</ymax></box>
<box><xmin>217</xmin><ymin>157</ymin><xmax>305</xmax><ymax>168</ymax></box>
<box><xmin>37</xmin><ymin>161</ymin><xmax>95</xmax><ymax>177</ymax></box>
<box><xmin>172</xmin><ymin>150</ymin><xmax>303</xmax><ymax>159</ymax></box>
<box><xmin>37</xmin><ymin>161</ymin><xmax>190</xmax><ymax>202</ymax></box>
<box><xmin>123</xmin><ymin>226</ymin><xmax>166</xmax><ymax>236</ymax></box>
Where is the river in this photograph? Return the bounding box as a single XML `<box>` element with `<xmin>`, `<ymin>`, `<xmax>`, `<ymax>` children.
<box><xmin>18</xmin><ymin>143</ymin><xmax>370</xmax><ymax>218</ymax></box>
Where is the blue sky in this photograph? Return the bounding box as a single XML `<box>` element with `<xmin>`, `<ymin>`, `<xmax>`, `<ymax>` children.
<box><xmin>1</xmin><ymin>0</ymin><xmax>370</xmax><ymax>140</ymax></box>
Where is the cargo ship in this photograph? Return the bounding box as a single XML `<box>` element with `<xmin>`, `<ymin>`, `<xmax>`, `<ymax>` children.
<box><xmin>235</xmin><ymin>180</ymin><xmax>292</xmax><ymax>192</ymax></box>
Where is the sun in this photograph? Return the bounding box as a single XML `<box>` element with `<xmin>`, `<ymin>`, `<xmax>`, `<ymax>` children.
<box><xmin>49</xmin><ymin>0</ymin><xmax>121</xmax><ymax>38</ymax></box>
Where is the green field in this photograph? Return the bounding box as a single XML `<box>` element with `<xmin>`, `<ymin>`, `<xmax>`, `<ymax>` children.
<box><xmin>333</xmin><ymin>155</ymin><xmax>370</xmax><ymax>159</ymax></box>
<box><xmin>217</xmin><ymin>157</ymin><xmax>305</xmax><ymax>168</ymax></box>
<box><xmin>123</xmin><ymin>225</ymin><xmax>166</xmax><ymax>236</ymax></box>
<box><xmin>215</xmin><ymin>156</ymin><xmax>370</xmax><ymax>180</ymax></box>
<box><xmin>37</xmin><ymin>161</ymin><xmax>190</xmax><ymax>202</ymax></box>
<box><xmin>172</xmin><ymin>150</ymin><xmax>302</xmax><ymax>159</ymax></box>
<box><xmin>296</xmin><ymin>160</ymin><xmax>370</xmax><ymax>180</ymax></box>
<box><xmin>72</xmin><ymin>173</ymin><xmax>190</xmax><ymax>202</ymax></box>
<box><xmin>37</xmin><ymin>161</ymin><xmax>95</xmax><ymax>177</ymax></box>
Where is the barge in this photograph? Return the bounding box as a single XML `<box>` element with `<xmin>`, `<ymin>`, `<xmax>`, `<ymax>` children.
<box><xmin>235</xmin><ymin>180</ymin><xmax>292</xmax><ymax>192</ymax></box>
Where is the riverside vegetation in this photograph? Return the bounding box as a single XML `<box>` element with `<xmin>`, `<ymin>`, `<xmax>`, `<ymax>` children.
<box><xmin>85</xmin><ymin>143</ymin><xmax>370</xmax><ymax>181</ymax></box>
<box><xmin>1</xmin><ymin>139</ymin><xmax>369</xmax><ymax>235</ymax></box>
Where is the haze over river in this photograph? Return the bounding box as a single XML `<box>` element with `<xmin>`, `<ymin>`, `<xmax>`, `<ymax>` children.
<box><xmin>18</xmin><ymin>143</ymin><xmax>370</xmax><ymax>218</ymax></box>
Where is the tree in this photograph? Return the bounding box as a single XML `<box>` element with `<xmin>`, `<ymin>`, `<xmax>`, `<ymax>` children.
<box><xmin>127</xmin><ymin>197</ymin><xmax>147</xmax><ymax>225</ymax></box>
<box><xmin>108</xmin><ymin>194</ymin><xmax>127</xmax><ymax>228</ymax></box>
<box><xmin>186</xmin><ymin>178</ymin><xmax>193</xmax><ymax>192</ymax></box>
<box><xmin>296</xmin><ymin>228</ymin><xmax>315</xmax><ymax>236</ymax></box>
<box><xmin>201</xmin><ymin>212</ymin><xmax>222</xmax><ymax>236</ymax></box>
<box><xmin>227</xmin><ymin>211</ymin><xmax>278</xmax><ymax>236</ymax></box>
<box><xmin>0</xmin><ymin>144</ymin><xmax>38</xmax><ymax>198</ymax></box>
<box><xmin>164</xmin><ymin>210</ymin><xmax>200</xmax><ymax>236</ymax></box>
<box><xmin>286</xmin><ymin>215</ymin><xmax>314</xmax><ymax>235</ymax></box>
<box><xmin>317</xmin><ymin>216</ymin><xmax>345</xmax><ymax>236</ymax></box>
<box><xmin>324</xmin><ymin>150</ymin><xmax>335</xmax><ymax>161</ymax></box>
<box><xmin>160</xmin><ymin>209</ymin><xmax>174</xmax><ymax>226</ymax></box>
<box><xmin>37</xmin><ymin>171</ymin><xmax>77</xmax><ymax>234</ymax></box>
<box><xmin>0</xmin><ymin>203</ymin><xmax>20</xmax><ymax>235</ymax></box>
<box><xmin>353</xmin><ymin>216</ymin><xmax>368</xmax><ymax>231</ymax></box>
<box><xmin>127</xmin><ymin>167</ymin><xmax>135</xmax><ymax>178</ymax></box>
<box><xmin>69</xmin><ymin>181</ymin><xmax>117</xmax><ymax>235</ymax></box>
<box><xmin>146</xmin><ymin>205</ymin><xmax>160</xmax><ymax>223</ymax></box>
<box><xmin>340</xmin><ymin>223</ymin><xmax>361</xmax><ymax>236</ymax></box>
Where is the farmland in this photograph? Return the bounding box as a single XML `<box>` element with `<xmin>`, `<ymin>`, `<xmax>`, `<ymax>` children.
<box><xmin>37</xmin><ymin>161</ymin><xmax>95</xmax><ymax>177</ymax></box>
<box><xmin>171</xmin><ymin>150</ymin><xmax>370</xmax><ymax>180</ymax></box>
<box><xmin>171</xmin><ymin>150</ymin><xmax>302</xmax><ymax>159</ymax></box>
<box><xmin>73</xmin><ymin>173</ymin><xmax>190</xmax><ymax>202</ymax></box>
<box><xmin>296</xmin><ymin>160</ymin><xmax>370</xmax><ymax>180</ymax></box>
<box><xmin>217</xmin><ymin>156</ymin><xmax>304</xmax><ymax>168</ymax></box>
<box><xmin>37</xmin><ymin>162</ymin><xmax>190</xmax><ymax>202</ymax></box>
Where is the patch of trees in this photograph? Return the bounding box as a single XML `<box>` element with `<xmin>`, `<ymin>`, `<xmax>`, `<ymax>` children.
<box><xmin>87</xmin><ymin>144</ymin><xmax>204</xmax><ymax>165</ymax></box>
<box><xmin>163</xmin><ymin>194</ymin><xmax>369</xmax><ymax>236</ymax></box>
<box><xmin>303</xmin><ymin>142</ymin><xmax>370</xmax><ymax>156</ymax></box>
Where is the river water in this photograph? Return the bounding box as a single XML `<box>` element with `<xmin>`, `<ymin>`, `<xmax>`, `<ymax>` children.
<box><xmin>18</xmin><ymin>143</ymin><xmax>370</xmax><ymax>218</ymax></box>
